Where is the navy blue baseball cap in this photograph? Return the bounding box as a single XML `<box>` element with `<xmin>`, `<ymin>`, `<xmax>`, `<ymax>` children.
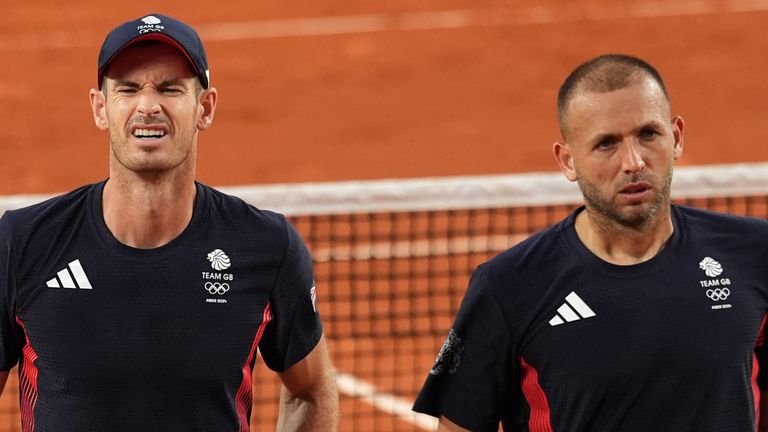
<box><xmin>97</xmin><ymin>13</ymin><xmax>209</xmax><ymax>89</ymax></box>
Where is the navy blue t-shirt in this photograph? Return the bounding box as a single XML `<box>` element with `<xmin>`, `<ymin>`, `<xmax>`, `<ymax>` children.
<box><xmin>414</xmin><ymin>205</ymin><xmax>768</xmax><ymax>431</ymax></box>
<box><xmin>0</xmin><ymin>181</ymin><xmax>323</xmax><ymax>431</ymax></box>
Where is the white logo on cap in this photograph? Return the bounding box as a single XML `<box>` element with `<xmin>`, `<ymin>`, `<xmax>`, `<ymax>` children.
<box><xmin>137</xmin><ymin>16</ymin><xmax>164</xmax><ymax>34</ymax></box>
<box><xmin>141</xmin><ymin>16</ymin><xmax>162</xmax><ymax>25</ymax></box>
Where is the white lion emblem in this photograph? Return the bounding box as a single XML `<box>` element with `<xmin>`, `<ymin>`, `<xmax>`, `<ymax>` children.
<box><xmin>699</xmin><ymin>257</ymin><xmax>723</xmax><ymax>278</ymax></box>
<box><xmin>207</xmin><ymin>249</ymin><xmax>231</xmax><ymax>271</ymax></box>
<box><xmin>141</xmin><ymin>16</ymin><xmax>162</xmax><ymax>25</ymax></box>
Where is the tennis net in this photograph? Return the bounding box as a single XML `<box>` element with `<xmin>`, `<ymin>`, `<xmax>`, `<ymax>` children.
<box><xmin>0</xmin><ymin>162</ymin><xmax>766</xmax><ymax>431</ymax></box>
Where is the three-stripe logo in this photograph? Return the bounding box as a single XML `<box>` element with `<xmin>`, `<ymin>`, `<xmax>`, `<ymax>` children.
<box><xmin>45</xmin><ymin>259</ymin><xmax>92</xmax><ymax>289</ymax></box>
<box><xmin>549</xmin><ymin>291</ymin><xmax>595</xmax><ymax>326</ymax></box>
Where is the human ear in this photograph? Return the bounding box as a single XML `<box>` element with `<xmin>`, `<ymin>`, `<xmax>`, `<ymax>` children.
<box><xmin>671</xmin><ymin>115</ymin><xmax>684</xmax><ymax>161</ymax></box>
<box><xmin>89</xmin><ymin>88</ymin><xmax>108</xmax><ymax>131</ymax></box>
<box><xmin>197</xmin><ymin>87</ymin><xmax>218</xmax><ymax>131</ymax></box>
<box><xmin>553</xmin><ymin>141</ymin><xmax>578</xmax><ymax>182</ymax></box>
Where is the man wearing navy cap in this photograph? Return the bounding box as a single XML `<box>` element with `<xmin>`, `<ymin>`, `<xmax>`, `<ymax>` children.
<box><xmin>0</xmin><ymin>14</ymin><xmax>339</xmax><ymax>431</ymax></box>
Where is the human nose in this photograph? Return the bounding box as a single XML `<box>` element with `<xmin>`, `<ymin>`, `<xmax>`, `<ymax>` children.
<box><xmin>619</xmin><ymin>140</ymin><xmax>645</xmax><ymax>174</ymax></box>
<box><xmin>136</xmin><ymin>90</ymin><xmax>161</xmax><ymax>117</ymax></box>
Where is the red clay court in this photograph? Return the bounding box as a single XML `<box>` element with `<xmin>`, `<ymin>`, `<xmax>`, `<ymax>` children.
<box><xmin>1</xmin><ymin>1</ymin><xmax>768</xmax><ymax>430</ymax></box>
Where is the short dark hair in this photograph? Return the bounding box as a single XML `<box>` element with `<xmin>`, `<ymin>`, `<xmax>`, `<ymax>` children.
<box><xmin>557</xmin><ymin>54</ymin><xmax>670</xmax><ymax>136</ymax></box>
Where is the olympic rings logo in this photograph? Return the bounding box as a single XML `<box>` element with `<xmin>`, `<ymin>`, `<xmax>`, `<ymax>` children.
<box><xmin>205</xmin><ymin>282</ymin><xmax>230</xmax><ymax>295</ymax></box>
<box><xmin>706</xmin><ymin>288</ymin><xmax>730</xmax><ymax>301</ymax></box>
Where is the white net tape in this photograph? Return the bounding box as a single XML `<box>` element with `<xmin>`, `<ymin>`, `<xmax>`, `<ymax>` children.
<box><xmin>1</xmin><ymin>162</ymin><xmax>767</xmax><ymax>216</ymax></box>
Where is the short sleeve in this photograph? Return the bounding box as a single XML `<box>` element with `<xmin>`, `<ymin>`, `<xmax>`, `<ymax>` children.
<box><xmin>0</xmin><ymin>215</ymin><xmax>21</xmax><ymax>371</ymax></box>
<box><xmin>258</xmin><ymin>220</ymin><xmax>323</xmax><ymax>372</ymax></box>
<box><xmin>757</xmin><ymin>221</ymin><xmax>768</xmax><ymax>390</ymax></box>
<box><xmin>412</xmin><ymin>266</ymin><xmax>516</xmax><ymax>432</ymax></box>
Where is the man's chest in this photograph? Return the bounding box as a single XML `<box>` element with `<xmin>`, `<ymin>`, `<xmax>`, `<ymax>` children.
<box><xmin>15</xmin><ymin>243</ymin><xmax>278</xmax><ymax>383</ymax></box>
<box><xmin>518</xmin><ymin>254</ymin><xmax>768</xmax><ymax>394</ymax></box>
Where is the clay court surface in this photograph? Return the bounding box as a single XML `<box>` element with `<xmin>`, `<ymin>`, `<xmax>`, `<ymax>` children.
<box><xmin>1</xmin><ymin>1</ymin><xmax>768</xmax><ymax>430</ymax></box>
<box><xmin>3</xmin><ymin>1</ymin><xmax>768</xmax><ymax>195</ymax></box>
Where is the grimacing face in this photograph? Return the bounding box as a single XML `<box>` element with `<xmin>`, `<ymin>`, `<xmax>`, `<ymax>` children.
<box><xmin>90</xmin><ymin>42</ymin><xmax>211</xmax><ymax>175</ymax></box>
<box><xmin>555</xmin><ymin>79</ymin><xmax>684</xmax><ymax>229</ymax></box>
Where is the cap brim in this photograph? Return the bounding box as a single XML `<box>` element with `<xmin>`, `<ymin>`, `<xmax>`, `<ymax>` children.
<box><xmin>98</xmin><ymin>33</ymin><xmax>199</xmax><ymax>88</ymax></box>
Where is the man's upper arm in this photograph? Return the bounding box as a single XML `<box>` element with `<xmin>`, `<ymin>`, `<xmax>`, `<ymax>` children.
<box><xmin>275</xmin><ymin>334</ymin><xmax>338</xmax><ymax>431</ymax></box>
<box><xmin>277</xmin><ymin>334</ymin><xmax>334</xmax><ymax>398</ymax></box>
<box><xmin>412</xmin><ymin>267</ymin><xmax>516</xmax><ymax>431</ymax></box>
<box><xmin>258</xmin><ymin>220</ymin><xmax>323</xmax><ymax>372</ymax></box>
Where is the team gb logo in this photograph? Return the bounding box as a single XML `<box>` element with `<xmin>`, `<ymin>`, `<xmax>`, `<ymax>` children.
<box><xmin>699</xmin><ymin>257</ymin><xmax>723</xmax><ymax>278</ymax></box>
<box><xmin>141</xmin><ymin>16</ymin><xmax>162</xmax><ymax>25</ymax></box>
<box><xmin>207</xmin><ymin>249</ymin><xmax>231</xmax><ymax>271</ymax></box>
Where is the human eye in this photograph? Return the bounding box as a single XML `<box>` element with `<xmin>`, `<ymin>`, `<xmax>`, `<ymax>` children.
<box><xmin>159</xmin><ymin>86</ymin><xmax>185</xmax><ymax>95</ymax></box>
<box><xmin>595</xmin><ymin>136</ymin><xmax>617</xmax><ymax>150</ymax></box>
<box><xmin>115</xmin><ymin>86</ymin><xmax>138</xmax><ymax>94</ymax></box>
<box><xmin>639</xmin><ymin>128</ymin><xmax>658</xmax><ymax>140</ymax></box>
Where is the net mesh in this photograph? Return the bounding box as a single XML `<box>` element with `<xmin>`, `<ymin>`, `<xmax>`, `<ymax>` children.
<box><xmin>0</xmin><ymin>165</ymin><xmax>766</xmax><ymax>431</ymax></box>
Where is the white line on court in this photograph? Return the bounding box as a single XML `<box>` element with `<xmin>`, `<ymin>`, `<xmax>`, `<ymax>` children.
<box><xmin>336</xmin><ymin>372</ymin><xmax>438</xmax><ymax>430</ymax></box>
<box><xmin>1</xmin><ymin>1</ymin><xmax>768</xmax><ymax>51</ymax></box>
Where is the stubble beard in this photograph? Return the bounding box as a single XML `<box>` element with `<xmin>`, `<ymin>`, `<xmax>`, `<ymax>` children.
<box><xmin>109</xmin><ymin>123</ymin><xmax>195</xmax><ymax>175</ymax></box>
<box><xmin>577</xmin><ymin>166</ymin><xmax>674</xmax><ymax>231</ymax></box>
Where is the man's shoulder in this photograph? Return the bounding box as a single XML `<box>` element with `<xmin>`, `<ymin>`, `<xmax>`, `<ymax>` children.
<box><xmin>198</xmin><ymin>183</ymin><xmax>285</xmax><ymax>218</ymax></box>
<box><xmin>200</xmin><ymin>183</ymin><xmax>286</xmax><ymax>224</ymax></box>
<box><xmin>1</xmin><ymin>183</ymin><xmax>98</xmax><ymax>235</ymax></box>
<box><xmin>675</xmin><ymin>204</ymin><xmax>768</xmax><ymax>235</ymax></box>
<box><xmin>481</xmin><ymin>216</ymin><xmax>572</xmax><ymax>281</ymax></box>
<box><xmin>461</xmin><ymin>217</ymin><xmax>576</xmax><ymax>333</ymax></box>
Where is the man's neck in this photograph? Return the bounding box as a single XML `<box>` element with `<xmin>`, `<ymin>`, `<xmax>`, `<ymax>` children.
<box><xmin>574</xmin><ymin>206</ymin><xmax>674</xmax><ymax>266</ymax></box>
<box><xmin>102</xmin><ymin>171</ymin><xmax>197</xmax><ymax>249</ymax></box>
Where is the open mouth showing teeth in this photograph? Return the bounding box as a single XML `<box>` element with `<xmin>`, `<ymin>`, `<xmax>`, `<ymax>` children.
<box><xmin>620</xmin><ymin>183</ymin><xmax>652</xmax><ymax>197</ymax></box>
<box><xmin>133</xmin><ymin>128</ymin><xmax>166</xmax><ymax>139</ymax></box>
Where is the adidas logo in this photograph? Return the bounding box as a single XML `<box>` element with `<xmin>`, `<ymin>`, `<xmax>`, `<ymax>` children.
<box><xmin>548</xmin><ymin>291</ymin><xmax>595</xmax><ymax>326</ymax></box>
<box><xmin>45</xmin><ymin>259</ymin><xmax>92</xmax><ymax>289</ymax></box>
